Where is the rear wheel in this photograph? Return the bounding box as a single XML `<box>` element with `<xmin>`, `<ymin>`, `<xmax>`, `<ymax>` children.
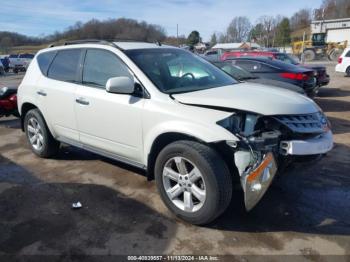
<box><xmin>24</xmin><ymin>109</ymin><xmax>60</xmax><ymax>158</ymax></box>
<box><xmin>155</xmin><ymin>140</ymin><xmax>232</xmax><ymax>225</ymax></box>
<box><xmin>303</xmin><ymin>49</ymin><xmax>316</xmax><ymax>61</ymax></box>
<box><xmin>346</xmin><ymin>66</ymin><xmax>350</xmax><ymax>77</ymax></box>
<box><xmin>328</xmin><ymin>49</ymin><xmax>343</xmax><ymax>61</ymax></box>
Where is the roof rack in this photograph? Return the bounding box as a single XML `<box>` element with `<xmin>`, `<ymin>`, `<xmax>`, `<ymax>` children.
<box><xmin>48</xmin><ymin>38</ymin><xmax>162</xmax><ymax>50</ymax></box>
<box><xmin>48</xmin><ymin>39</ymin><xmax>122</xmax><ymax>50</ymax></box>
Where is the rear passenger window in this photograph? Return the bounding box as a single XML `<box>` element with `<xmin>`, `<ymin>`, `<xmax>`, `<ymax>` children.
<box><xmin>235</xmin><ymin>60</ymin><xmax>274</xmax><ymax>72</ymax></box>
<box><xmin>82</xmin><ymin>49</ymin><xmax>132</xmax><ymax>88</ymax></box>
<box><xmin>48</xmin><ymin>49</ymin><xmax>81</xmax><ymax>83</ymax></box>
<box><xmin>235</xmin><ymin>60</ymin><xmax>262</xmax><ymax>71</ymax></box>
<box><xmin>346</xmin><ymin>51</ymin><xmax>350</xmax><ymax>57</ymax></box>
<box><xmin>37</xmin><ymin>51</ymin><xmax>56</xmax><ymax>76</ymax></box>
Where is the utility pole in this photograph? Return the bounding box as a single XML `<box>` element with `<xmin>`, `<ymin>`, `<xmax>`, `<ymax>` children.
<box><xmin>177</xmin><ymin>24</ymin><xmax>179</xmax><ymax>47</ymax></box>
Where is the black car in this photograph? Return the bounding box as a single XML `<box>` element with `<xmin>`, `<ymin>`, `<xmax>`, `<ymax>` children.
<box><xmin>213</xmin><ymin>61</ymin><xmax>305</xmax><ymax>95</ymax></box>
<box><xmin>272</xmin><ymin>52</ymin><xmax>330</xmax><ymax>87</ymax></box>
<box><xmin>224</xmin><ymin>57</ymin><xmax>317</xmax><ymax>96</ymax></box>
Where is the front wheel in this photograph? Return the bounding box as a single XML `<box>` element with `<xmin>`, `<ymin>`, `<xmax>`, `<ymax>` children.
<box><xmin>155</xmin><ymin>140</ymin><xmax>232</xmax><ymax>225</ymax></box>
<box><xmin>303</xmin><ymin>49</ymin><xmax>316</xmax><ymax>61</ymax></box>
<box><xmin>24</xmin><ymin>109</ymin><xmax>60</xmax><ymax>158</ymax></box>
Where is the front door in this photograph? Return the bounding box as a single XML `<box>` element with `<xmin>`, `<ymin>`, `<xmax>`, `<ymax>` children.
<box><xmin>75</xmin><ymin>49</ymin><xmax>144</xmax><ymax>163</ymax></box>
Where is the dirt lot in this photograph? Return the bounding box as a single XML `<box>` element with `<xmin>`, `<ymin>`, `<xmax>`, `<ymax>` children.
<box><xmin>0</xmin><ymin>64</ymin><xmax>349</xmax><ymax>260</ymax></box>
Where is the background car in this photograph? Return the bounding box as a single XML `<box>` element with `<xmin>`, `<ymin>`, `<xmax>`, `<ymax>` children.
<box><xmin>224</xmin><ymin>57</ymin><xmax>317</xmax><ymax>96</ymax></box>
<box><xmin>0</xmin><ymin>56</ymin><xmax>10</xmax><ymax>73</ymax></box>
<box><xmin>335</xmin><ymin>48</ymin><xmax>350</xmax><ymax>76</ymax></box>
<box><xmin>213</xmin><ymin>61</ymin><xmax>305</xmax><ymax>95</ymax></box>
<box><xmin>221</xmin><ymin>51</ymin><xmax>330</xmax><ymax>87</ymax></box>
<box><xmin>9</xmin><ymin>54</ymin><xmax>28</xmax><ymax>73</ymax></box>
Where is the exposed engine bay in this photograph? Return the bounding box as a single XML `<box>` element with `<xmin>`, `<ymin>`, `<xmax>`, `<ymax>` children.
<box><xmin>216</xmin><ymin>110</ymin><xmax>333</xmax><ymax>210</ymax></box>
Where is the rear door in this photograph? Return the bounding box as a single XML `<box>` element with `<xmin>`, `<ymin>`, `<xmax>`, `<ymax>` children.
<box><xmin>37</xmin><ymin>49</ymin><xmax>83</xmax><ymax>142</ymax></box>
<box><xmin>75</xmin><ymin>48</ymin><xmax>144</xmax><ymax>163</ymax></box>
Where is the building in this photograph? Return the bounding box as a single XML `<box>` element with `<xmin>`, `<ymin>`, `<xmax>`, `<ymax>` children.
<box><xmin>311</xmin><ymin>18</ymin><xmax>350</xmax><ymax>43</ymax></box>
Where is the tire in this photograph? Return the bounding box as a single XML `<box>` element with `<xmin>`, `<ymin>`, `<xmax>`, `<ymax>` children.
<box><xmin>303</xmin><ymin>49</ymin><xmax>316</xmax><ymax>61</ymax></box>
<box><xmin>24</xmin><ymin>109</ymin><xmax>60</xmax><ymax>158</ymax></box>
<box><xmin>346</xmin><ymin>67</ymin><xmax>350</xmax><ymax>77</ymax></box>
<box><xmin>155</xmin><ymin>140</ymin><xmax>232</xmax><ymax>225</ymax></box>
<box><xmin>328</xmin><ymin>49</ymin><xmax>342</xmax><ymax>61</ymax></box>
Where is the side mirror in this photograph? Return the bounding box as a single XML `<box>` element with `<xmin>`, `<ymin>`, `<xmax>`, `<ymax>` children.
<box><xmin>106</xmin><ymin>77</ymin><xmax>135</xmax><ymax>94</ymax></box>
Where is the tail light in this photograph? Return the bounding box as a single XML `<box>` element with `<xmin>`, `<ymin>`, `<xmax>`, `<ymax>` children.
<box><xmin>338</xmin><ymin>57</ymin><xmax>342</xmax><ymax>64</ymax></box>
<box><xmin>280</xmin><ymin>72</ymin><xmax>310</xmax><ymax>81</ymax></box>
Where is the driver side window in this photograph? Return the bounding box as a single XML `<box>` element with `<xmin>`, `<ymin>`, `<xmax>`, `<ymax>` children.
<box><xmin>83</xmin><ymin>49</ymin><xmax>132</xmax><ymax>88</ymax></box>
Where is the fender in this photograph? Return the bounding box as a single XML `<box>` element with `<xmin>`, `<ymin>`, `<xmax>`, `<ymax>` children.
<box><xmin>142</xmin><ymin>119</ymin><xmax>239</xmax><ymax>165</ymax></box>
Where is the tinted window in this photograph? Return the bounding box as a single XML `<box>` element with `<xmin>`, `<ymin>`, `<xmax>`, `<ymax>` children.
<box><xmin>274</xmin><ymin>53</ymin><xmax>299</xmax><ymax>65</ymax></box>
<box><xmin>346</xmin><ymin>51</ymin><xmax>350</xmax><ymax>57</ymax></box>
<box><xmin>48</xmin><ymin>49</ymin><xmax>81</xmax><ymax>83</ymax></box>
<box><xmin>235</xmin><ymin>60</ymin><xmax>274</xmax><ymax>72</ymax></box>
<box><xmin>37</xmin><ymin>51</ymin><xmax>56</xmax><ymax>76</ymax></box>
<box><xmin>83</xmin><ymin>49</ymin><xmax>132</xmax><ymax>88</ymax></box>
<box><xmin>206</xmin><ymin>51</ymin><xmax>217</xmax><ymax>56</ymax></box>
<box><xmin>9</xmin><ymin>54</ymin><xmax>18</xmax><ymax>58</ymax></box>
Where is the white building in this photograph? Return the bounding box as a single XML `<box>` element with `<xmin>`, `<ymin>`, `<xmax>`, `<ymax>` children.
<box><xmin>311</xmin><ymin>18</ymin><xmax>350</xmax><ymax>44</ymax></box>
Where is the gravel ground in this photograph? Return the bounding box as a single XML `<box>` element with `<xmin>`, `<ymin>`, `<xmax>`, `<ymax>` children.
<box><xmin>0</xmin><ymin>64</ymin><xmax>349</xmax><ymax>261</ymax></box>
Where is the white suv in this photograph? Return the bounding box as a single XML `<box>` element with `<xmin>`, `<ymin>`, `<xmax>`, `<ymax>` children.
<box><xmin>335</xmin><ymin>48</ymin><xmax>350</xmax><ymax>76</ymax></box>
<box><xmin>17</xmin><ymin>40</ymin><xmax>334</xmax><ymax>225</ymax></box>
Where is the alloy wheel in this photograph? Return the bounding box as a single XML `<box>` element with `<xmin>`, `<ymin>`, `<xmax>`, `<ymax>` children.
<box><xmin>27</xmin><ymin>117</ymin><xmax>44</xmax><ymax>151</ymax></box>
<box><xmin>162</xmin><ymin>156</ymin><xmax>206</xmax><ymax>212</ymax></box>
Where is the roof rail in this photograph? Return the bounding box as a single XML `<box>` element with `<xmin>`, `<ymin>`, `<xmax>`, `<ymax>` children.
<box><xmin>48</xmin><ymin>39</ymin><xmax>123</xmax><ymax>51</ymax></box>
<box><xmin>48</xmin><ymin>38</ymin><xmax>163</xmax><ymax>50</ymax></box>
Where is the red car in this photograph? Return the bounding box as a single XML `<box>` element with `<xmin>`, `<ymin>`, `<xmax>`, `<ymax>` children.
<box><xmin>221</xmin><ymin>51</ymin><xmax>330</xmax><ymax>87</ymax></box>
<box><xmin>0</xmin><ymin>87</ymin><xmax>18</xmax><ymax>118</ymax></box>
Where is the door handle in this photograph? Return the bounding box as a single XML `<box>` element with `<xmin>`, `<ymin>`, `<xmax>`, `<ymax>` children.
<box><xmin>75</xmin><ymin>97</ymin><xmax>89</xmax><ymax>105</ymax></box>
<box><xmin>37</xmin><ymin>90</ymin><xmax>47</xmax><ymax>96</ymax></box>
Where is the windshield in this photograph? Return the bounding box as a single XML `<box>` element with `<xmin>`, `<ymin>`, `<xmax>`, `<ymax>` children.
<box><xmin>274</xmin><ymin>53</ymin><xmax>299</xmax><ymax>65</ymax></box>
<box><xmin>125</xmin><ymin>48</ymin><xmax>237</xmax><ymax>94</ymax></box>
<box><xmin>19</xmin><ymin>54</ymin><xmax>34</xmax><ymax>59</ymax></box>
<box><xmin>213</xmin><ymin>62</ymin><xmax>256</xmax><ymax>80</ymax></box>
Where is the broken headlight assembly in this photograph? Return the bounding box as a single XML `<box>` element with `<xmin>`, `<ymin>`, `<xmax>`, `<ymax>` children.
<box><xmin>217</xmin><ymin>113</ymin><xmax>281</xmax><ymax>211</ymax></box>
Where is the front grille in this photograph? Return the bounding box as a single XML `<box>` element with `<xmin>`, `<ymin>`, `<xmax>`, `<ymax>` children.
<box><xmin>274</xmin><ymin>113</ymin><xmax>327</xmax><ymax>134</ymax></box>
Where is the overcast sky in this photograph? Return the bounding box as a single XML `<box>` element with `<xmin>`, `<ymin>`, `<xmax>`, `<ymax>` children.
<box><xmin>1</xmin><ymin>0</ymin><xmax>323</xmax><ymax>41</ymax></box>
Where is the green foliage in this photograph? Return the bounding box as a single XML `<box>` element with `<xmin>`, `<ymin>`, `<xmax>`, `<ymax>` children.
<box><xmin>275</xmin><ymin>18</ymin><xmax>291</xmax><ymax>46</ymax></box>
<box><xmin>187</xmin><ymin>31</ymin><xmax>200</xmax><ymax>46</ymax></box>
<box><xmin>210</xmin><ymin>33</ymin><xmax>217</xmax><ymax>46</ymax></box>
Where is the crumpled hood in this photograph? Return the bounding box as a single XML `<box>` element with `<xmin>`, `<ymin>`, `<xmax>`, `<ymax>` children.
<box><xmin>173</xmin><ymin>83</ymin><xmax>319</xmax><ymax>115</ymax></box>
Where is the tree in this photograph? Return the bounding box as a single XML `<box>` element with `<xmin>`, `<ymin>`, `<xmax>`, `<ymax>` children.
<box><xmin>187</xmin><ymin>31</ymin><xmax>200</xmax><ymax>46</ymax></box>
<box><xmin>226</xmin><ymin>16</ymin><xmax>252</xmax><ymax>42</ymax></box>
<box><xmin>290</xmin><ymin>9</ymin><xmax>311</xmax><ymax>30</ymax></box>
<box><xmin>275</xmin><ymin>18</ymin><xmax>291</xmax><ymax>47</ymax></box>
<box><xmin>314</xmin><ymin>0</ymin><xmax>350</xmax><ymax>20</ymax></box>
<box><xmin>0</xmin><ymin>36</ymin><xmax>13</xmax><ymax>53</ymax></box>
<box><xmin>250</xmin><ymin>23</ymin><xmax>265</xmax><ymax>46</ymax></box>
<box><xmin>257</xmin><ymin>16</ymin><xmax>277</xmax><ymax>47</ymax></box>
<box><xmin>210</xmin><ymin>33</ymin><xmax>217</xmax><ymax>46</ymax></box>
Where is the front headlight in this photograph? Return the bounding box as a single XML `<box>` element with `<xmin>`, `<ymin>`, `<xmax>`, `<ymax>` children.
<box><xmin>317</xmin><ymin>111</ymin><xmax>331</xmax><ymax>131</ymax></box>
<box><xmin>217</xmin><ymin>114</ymin><xmax>242</xmax><ymax>133</ymax></box>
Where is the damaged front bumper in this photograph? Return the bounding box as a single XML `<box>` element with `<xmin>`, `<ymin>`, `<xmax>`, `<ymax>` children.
<box><xmin>234</xmin><ymin>151</ymin><xmax>278</xmax><ymax>211</ymax></box>
<box><xmin>230</xmin><ymin>130</ymin><xmax>333</xmax><ymax>211</ymax></box>
<box><xmin>280</xmin><ymin>130</ymin><xmax>333</xmax><ymax>155</ymax></box>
